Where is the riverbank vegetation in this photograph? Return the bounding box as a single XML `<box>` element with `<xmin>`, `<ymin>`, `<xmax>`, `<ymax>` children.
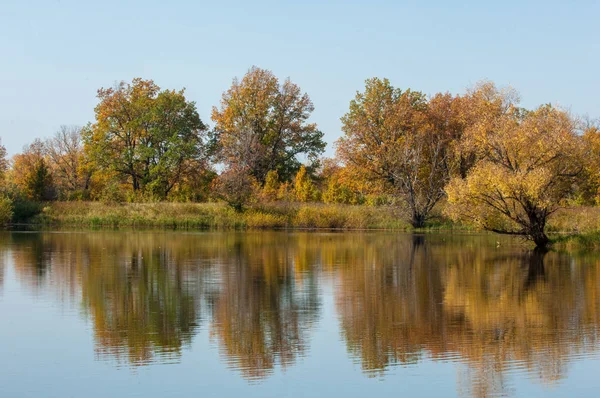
<box><xmin>1</xmin><ymin>67</ymin><xmax>600</xmax><ymax>248</ymax></box>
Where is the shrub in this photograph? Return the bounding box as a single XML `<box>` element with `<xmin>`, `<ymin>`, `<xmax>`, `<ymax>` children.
<box><xmin>213</xmin><ymin>168</ymin><xmax>257</xmax><ymax>212</ymax></box>
<box><xmin>11</xmin><ymin>200</ymin><xmax>43</xmax><ymax>223</ymax></box>
<box><xmin>0</xmin><ymin>196</ymin><xmax>13</xmax><ymax>225</ymax></box>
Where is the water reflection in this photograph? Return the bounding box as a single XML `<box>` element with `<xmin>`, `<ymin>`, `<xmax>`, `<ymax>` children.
<box><xmin>336</xmin><ymin>237</ymin><xmax>600</xmax><ymax>397</ymax></box>
<box><xmin>207</xmin><ymin>234</ymin><xmax>320</xmax><ymax>379</ymax></box>
<box><xmin>1</xmin><ymin>231</ymin><xmax>599</xmax><ymax>397</ymax></box>
<box><xmin>7</xmin><ymin>233</ymin><xmax>210</xmax><ymax>365</ymax></box>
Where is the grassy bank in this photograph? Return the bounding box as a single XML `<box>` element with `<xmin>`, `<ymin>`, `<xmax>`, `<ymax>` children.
<box><xmin>10</xmin><ymin>202</ymin><xmax>600</xmax><ymax>246</ymax></box>
<box><xmin>551</xmin><ymin>232</ymin><xmax>600</xmax><ymax>250</ymax></box>
<box><xmin>22</xmin><ymin>201</ymin><xmax>422</xmax><ymax>230</ymax></box>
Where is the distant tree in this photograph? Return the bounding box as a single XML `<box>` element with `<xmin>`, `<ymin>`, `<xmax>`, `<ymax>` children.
<box><xmin>82</xmin><ymin>78</ymin><xmax>209</xmax><ymax>199</ymax></box>
<box><xmin>211</xmin><ymin>66</ymin><xmax>325</xmax><ymax>184</ymax></box>
<box><xmin>337</xmin><ymin>78</ymin><xmax>451</xmax><ymax>227</ymax></box>
<box><xmin>44</xmin><ymin>125</ymin><xmax>91</xmax><ymax>199</ymax></box>
<box><xmin>11</xmin><ymin>139</ymin><xmax>55</xmax><ymax>201</ymax></box>
<box><xmin>261</xmin><ymin>170</ymin><xmax>280</xmax><ymax>201</ymax></box>
<box><xmin>213</xmin><ymin>167</ymin><xmax>256</xmax><ymax>212</ymax></box>
<box><xmin>579</xmin><ymin>118</ymin><xmax>600</xmax><ymax>204</ymax></box>
<box><xmin>445</xmin><ymin>102</ymin><xmax>583</xmax><ymax>248</ymax></box>
<box><xmin>294</xmin><ymin>165</ymin><xmax>319</xmax><ymax>202</ymax></box>
<box><xmin>0</xmin><ymin>138</ymin><xmax>7</xmax><ymax>188</ymax></box>
<box><xmin>167</xmin><ymin>160</ymin><xmax>216</xmax><ymax>202</ymax></box>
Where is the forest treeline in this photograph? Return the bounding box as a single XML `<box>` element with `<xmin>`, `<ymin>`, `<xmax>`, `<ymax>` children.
<box><xmin>1</xmin><ymin>66</ymin><xmax>600</xmax><ymax>247</ymax></box>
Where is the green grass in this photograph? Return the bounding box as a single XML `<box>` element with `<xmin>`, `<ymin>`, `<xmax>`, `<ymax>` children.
<box><xmin>551</xmin><ymin>231</ymin><xmax>600</xmax><ymax>250</ymax></box>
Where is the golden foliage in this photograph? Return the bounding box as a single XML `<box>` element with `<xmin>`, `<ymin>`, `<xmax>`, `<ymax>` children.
<box><xmin>446</xmin><ymin>93</ymin><xmax>584</xmax><ymax>246</ymax></box>
<box><xmin>294</xmin><ymin>165</ymin><xmax>319</xmax><ymax>202</ymax></box>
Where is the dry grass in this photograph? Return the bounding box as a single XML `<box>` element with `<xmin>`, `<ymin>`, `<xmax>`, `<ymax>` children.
<box><xmin>19</xmin><ymin>202</ymin><xmax>600</xmax><ymax>251</ymax></box>
<box><xmin>547</xmin><ymin>206</ymin><xmax>600</xmax><ymax>234</ymax></box>
<box><xmin>27</xmin><ymin>201</ymin><xmax>413</xmax><ymax>230</ymax></box>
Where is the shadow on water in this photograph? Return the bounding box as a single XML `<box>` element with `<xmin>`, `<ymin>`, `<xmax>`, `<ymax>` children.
<box><xmin>1</xmin><ymin>231</ymin><xmax>599</xmax><ymax>397</ymax></box>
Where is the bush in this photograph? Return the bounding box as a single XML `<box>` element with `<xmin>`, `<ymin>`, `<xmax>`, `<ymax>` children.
<box><xmin>213</xmin><ymin>168</ymin><xmax>257</xmax><ymax>212</ymax></box>
<box><xmin>0</xmin><ymin>196</ymin><xmax>13</xmax><ymax>225</ymax></box>
<box><xmin>11</xmin><ymin>200</ymin><xmax>43</xmax><ymax>223</ymax></box>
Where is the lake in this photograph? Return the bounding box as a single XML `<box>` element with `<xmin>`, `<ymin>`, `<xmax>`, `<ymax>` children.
<box><xmin>0</xmin><ymin>231</ymin><xmax>599</xmax><ymax>397</ymax></box>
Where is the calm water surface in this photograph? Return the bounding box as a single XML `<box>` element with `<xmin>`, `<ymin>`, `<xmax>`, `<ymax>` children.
<box><xmin>0</xmin><ymin>231</ymin><xmax>599</xmax><ymax>397</ymax></box>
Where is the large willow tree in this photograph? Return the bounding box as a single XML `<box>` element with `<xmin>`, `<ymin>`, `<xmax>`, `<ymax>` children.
<box><xmin>446</xmin><ymin>92</ymin><xmax>584</xmax><ymax>248</ymax></box>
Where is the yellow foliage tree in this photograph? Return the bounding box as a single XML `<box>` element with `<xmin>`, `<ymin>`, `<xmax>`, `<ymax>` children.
<box><xmin>581</xmin><ymin>120</ymin><xmax>600</xmax><ymax>204</ymax></box>
<box><xmin>261</xmin><ymin>170</ymin><xmax>280</xmax><ymax>202</ymax></box>
<box><xmin>0</xmin><ymin>138</ymin><xmax>7</xmax><ymax>189</ymax></box>
<box><xmin>294</xmin><ymin>166</ymin><xmax>319</xmax><ymax>202</ymax></box>
<box><xmin>446</xmin><ymin>99</ymin><xmax>584</xmax><ymax>248</ymax></box>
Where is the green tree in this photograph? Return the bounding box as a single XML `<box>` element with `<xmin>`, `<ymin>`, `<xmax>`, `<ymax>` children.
<box><xmin>11</xmin><ymin>139</ymin><xmax>56</xmax><ymax>201</ymax></box>
<box><xmin>211</xmin><ymin>66</ymin><xmax>325</xmax><ymax>184</ymax></box>
<box><xmin>82</xmin><ymin>78</ymin><xmax>209</xmax><ymax>199</ymax></box>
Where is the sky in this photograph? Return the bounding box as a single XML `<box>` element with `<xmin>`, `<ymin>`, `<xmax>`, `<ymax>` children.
<box><xmin>1</xmin><ymin>0</ymin><xmax>599</xmax><ymax>157</ymax></box>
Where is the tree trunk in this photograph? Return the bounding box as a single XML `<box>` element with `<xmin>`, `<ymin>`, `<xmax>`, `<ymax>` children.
<box><xmin>530</xmin><ymin>230</ymin><xmax>550</xmax><ymax>248</ymax></box>
<box><xmin>525</xmin><ymin>208</ymin><xmax>550</xmax><ymax>248</ymax></box>
<box><xmin>411</xmin><ymin>212</ymin><xmax>426</xmax><ymax>229</ymax></box>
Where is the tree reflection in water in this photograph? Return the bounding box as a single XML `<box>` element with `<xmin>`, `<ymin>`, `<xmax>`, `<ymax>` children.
<box><xmin>207</xmin><ymin>233</ymin><xmax>321</xmax><ymax>379</ymax></box>
<box><xmin>2</xmin><ymin>232</ymin><xmax>600</xmax><ymax>397</ymax></box>
<box><xmin>8</xmin><ymin>232</ymin><xmax>210</xmax><ymax>365</ymax></box>
<box><xmin>336</xmin><ymin>235</ymin><xmax>600</xmax><ymax>397</ymax></box>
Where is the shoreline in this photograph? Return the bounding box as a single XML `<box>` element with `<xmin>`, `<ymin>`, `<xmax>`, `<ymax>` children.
<box><xmin>5</xmin><ymin>201</ymin><xmax>600</xmax><ymax>249</ymax></box>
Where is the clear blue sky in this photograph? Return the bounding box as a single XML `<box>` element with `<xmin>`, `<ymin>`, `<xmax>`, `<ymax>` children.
<box><xmin>1</xmin><ymin>0</ymin><xmax>598</xmax><ymax>156</ymax></box>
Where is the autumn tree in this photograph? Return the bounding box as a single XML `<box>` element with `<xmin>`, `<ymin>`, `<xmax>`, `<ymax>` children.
<box><xmin>294</xmin><ymin>165</ymin><xmax>319</xmax><ymax>202</ymax></box>
<box><xmin>11</xmin><ymin>139</ymin><xmax>55</xmax><ymax>201</ymax></box>
<box><xmin>441</xmin><ymin>81</ymin><xmax>521</xmax><ymax>179</ymax></box>
<box><xmin>212</xmin><ymin>166</ymin><xmax>257</xmax><ymax>212</ymax></box>
<box><xmin>579</xmin><ymin>118</ymin><xmax>600</xmax><ymax>204</ymax></box>
<box><xmin>0</xmin><ymin>138</ymin><xmax>7</xmax><ymax>189</ymax></box>
<box><xmin>0</xmin><ymin>139</ymin><xmax>10</xmax><ymax>224</ymax></box>
<box><xmin>337</xmin><ymin>78</ymin><xmax>451</xmax><ymax>227</ymax></box>
<box><xmin>320</xmin><ymin>159</ymin><xmax>365</xmax><ymax>205</ymax></box>
<box><xmin>82</xmin><ymin>78</ymin><xmax>209</xmax><ymax>200</ymax></box>
<box><xmin>211</xmin><ymin>67</ymin><xmax>325</xmax><ymax>185</ymax></box>
<box><xmin>261</xmin><ymin>170</ymin><xmax>280</xmax><ymax>201</ymax></box>
<box><xmin>44</xmin><ymin>125</ymin><xmax>91</xmax><ymax>199</ymax></box>
<box><xmin>445</xmin><ymin>101</ymin><xmax>584</xmax><ymax>248</ymax></box>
